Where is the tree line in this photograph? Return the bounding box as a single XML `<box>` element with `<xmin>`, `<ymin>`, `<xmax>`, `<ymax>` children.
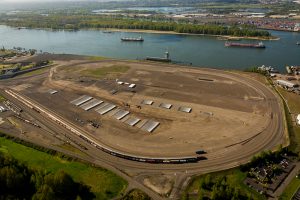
<box><xmin>0</xmin><ymin>14</ymin><xmax>271</xmax><ymax>37</ymax></box>
<box><xmin>194</xmin><ymin>175</ymin><xmax>253</xmax><ymax>200</ymax></box>
<box><xmin>0</xmin><ymin>153</ymin><xmax>95</xmax><ymax>200</ymax></box>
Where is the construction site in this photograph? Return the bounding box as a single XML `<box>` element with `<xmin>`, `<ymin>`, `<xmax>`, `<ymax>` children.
<box><xmin>0</xmin><ymin>58</ymin><xmax>286</xmax><ymax>160</ymax></box>
<box><xmin>0</xmin><ymin>56</ymin><xmax>287</xmax><ymax>198</ymax></box>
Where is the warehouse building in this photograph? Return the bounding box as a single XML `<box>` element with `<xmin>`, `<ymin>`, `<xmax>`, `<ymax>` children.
<box><xmin>276</xmin><ymin>80</ymin><xmax>298</xmax><ymax>88</ymax></box>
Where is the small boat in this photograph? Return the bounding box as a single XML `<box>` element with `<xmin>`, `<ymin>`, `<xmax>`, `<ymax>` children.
<box><xmin>297</xmin><ymin>42</ymin><xmax>300</xmax><ymax>45</ymax></box>
<box><xmin>121</xmin><ymin>36</ymin><xmax>144</xmax><ymax>42</ymax></box>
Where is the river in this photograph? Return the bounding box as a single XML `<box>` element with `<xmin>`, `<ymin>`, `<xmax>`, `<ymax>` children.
<box><xmin>0</xmin><ymin>25</ymin><xmax>299</xmax><ymax>71</ymax></box>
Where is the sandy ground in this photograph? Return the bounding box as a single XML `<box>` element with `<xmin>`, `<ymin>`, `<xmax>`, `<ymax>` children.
<box><xmin>7</xmin><ymin>59</ymin><xmax>274</xmax><ymax>157</ymax></box>
<box><xmin>143</xmin><ymin>175</ymin><xmax>174</xmax><ymax>196</ymax></box>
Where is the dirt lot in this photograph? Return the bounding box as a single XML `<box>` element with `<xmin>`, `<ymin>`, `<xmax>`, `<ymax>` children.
<box><xmin>7</xmin><ymin>60</ymin><xmax>274</xmax><ymax>157</ymax></box>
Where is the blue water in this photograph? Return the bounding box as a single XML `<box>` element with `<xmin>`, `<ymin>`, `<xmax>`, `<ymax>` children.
<box><xmin>0</xmin><ymin>25</ymin><xmax>299</xmax><ymax>71</ymax></box>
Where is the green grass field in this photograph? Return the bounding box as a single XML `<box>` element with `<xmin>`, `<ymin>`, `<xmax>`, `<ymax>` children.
<box><xmin>20</xmin><ymin>63</ymin><xmax>35</xmax><ymax>71</ymax></box>
<box><xmin>0</xmin><ymin>94</ymin><xmax>5</xmax><ymax>102</ymax></box>
<box><xmin>0</xmin><ymin>137</ymin><xmax>128</xmax><ymax>199</ymax></box>
<box><xmin>278</xmin><ymin>88</ymin><xmax>300</xmax><ymax>113</ymax></box>
<box><xmin>0</xmin><ymin>64</ymin><xmax>13</xmax><ymax>69</ymax></box>
<box><xmin>277</xmin><ymin>87</ymin><xmax>300</xmax><ymax>153</ymax></box>
<box><xmin>81</xmin><ymin>65</ymin><xmax>130</xmax><ymax>79</ymax></box>
<box><xmin>18</xmin><ymin>67</ymin><xmax>49</xmax><ymax>77</ymax></box>
<box><xmin>56</xmin><ymin>143</ymin><xmax>88</xmax><ymax>157</ymax></box>
<box><xmin>183</xmin><ymin>168</ymin><xmax>265</xmax><ymax>200</ymax></box>
<box><xmin>280</xmin><ymin>177</ymin><xmax>300</xmax><ymax>200</ymax></box>
<box><xmin>87</xmin><ymin>56</ymin><xmax>107</xmax><ymax>61</ymax></box>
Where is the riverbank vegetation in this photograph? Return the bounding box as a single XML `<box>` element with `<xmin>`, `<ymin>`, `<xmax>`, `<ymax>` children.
<box><xmin>0</xmin><ymin>14</ymin><xmax>271</xmax><ymax>38</ymax></box>
<box><xmin>0</xmin><ymin>135</ymin><xmax>128</xmax><ymax>199</ymax></box>
<box><xmin>277</xmin><ymin>87</ymin><xmax>300</xmax><ymax>154</ymax></box>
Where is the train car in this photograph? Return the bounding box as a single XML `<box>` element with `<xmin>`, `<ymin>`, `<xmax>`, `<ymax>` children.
<box><xmin>77</xmin><ymin>131</ymin><xmax>202</xmax><ymax>164</ymax></box>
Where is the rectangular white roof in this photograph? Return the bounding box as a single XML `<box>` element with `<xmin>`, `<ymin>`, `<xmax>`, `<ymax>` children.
<box><xmin>141</xmin><ymin>120</ymin><xmax>160</xmax><ymax>133</ymax></box>
<box><xmin>178</xmin><ymin>106</ymin><xmax>192</xmax><ymax>113</ymax></box>
<box><xmin>129</xmin><ymin>84</ymin><xmax>136</xmax><ymax>88</ymax></box>
<box><xmin>71</xmin><ymin>95</ymin><xmax>93</xmax><ymax>106</ymax></box>
<box><xmin>95</xmin><ymin>102</ymin><xmax>109</xmax><ymax>111</ymax></box>
<box><xmin>142</xmin><ymin>100</ymin><xmax>153</xmax><ymax>105</ymax></box>
<box><xmin>80</xmin><ymin>99</ymin><xmax>103</xmax><ymax>111</ymax></box>
<box><xmin>125</xmin><ymin>117</ymin><xmax>141</xmax><ymax>126</ymax></box>
<box><xmin>159</xmin><ymin>103</ymin><xmax>172</xmax><ymax>109</ymax></box>
<box><xmin>70</xmin><ymin>95</ymin><xmax>87</xmax><ymax>104</ymax></box>
<box><xmin>114</xmin><ymin>109</ymin><xmax>130</xmax><ymax>120</ymax></box>
<box><xmin>96</xmin><ymin>103</ymin><xmax>116</xmax><ymax>115</ymax></box>
<box><xmin>48</xmin><ymin>89</ymin><xmax>58</xmax><ymax>94</ymax></box>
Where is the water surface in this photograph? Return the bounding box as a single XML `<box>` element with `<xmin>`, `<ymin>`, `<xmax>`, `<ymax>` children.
<box><xmin>0</xmin><ymin>25</ymin><xmax>299</xmax><ymax>72</ymax></box>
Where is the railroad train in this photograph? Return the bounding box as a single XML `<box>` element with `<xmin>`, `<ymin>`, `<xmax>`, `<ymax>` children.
<box><xmin>5</xmin><ymin>90</ymin><xmax>205</xmax><ymax>165</ymax></box>
<box><xmin>78</xmin><ymin>135</ymin><xmax>206</xmax><ymax>164</ymax></box>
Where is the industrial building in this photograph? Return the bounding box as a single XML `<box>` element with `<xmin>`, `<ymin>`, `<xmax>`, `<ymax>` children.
<box><xmin>276</xmin><ymin>80</ymin><xmax>298</xmax><ymax>88</ymax></box>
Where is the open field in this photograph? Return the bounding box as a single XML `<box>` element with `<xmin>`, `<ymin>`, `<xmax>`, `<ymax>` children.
<box><xmin>29</xmin><ymin>58</ymin><xmax>282</xmax><ymax>159</ymax></box>
<box><xmin>87</xmin><ymin>56</ymin><xmax>108</xmax><ymax>61</ymax></box>
<box><xmin>18</xmin><ymin>67</ymin><xmax>49</xmax><ymax>77</ymax></box>
<box><xmin>280</xmin><ymin>177</ymin><xmax>300</xmax><ymax>200</ymax></box>
<box><xmin>81</xmin><ymin>64</ymin><xmax>130</xmax><ymax>79</ymax></box>
<box><xmin>278</xmin><ymin>88</ymin><xmax>300</xmax><ymax>113</ymax></box>
<box><xmin>20</xmin><ymin>63</ymin><xmax>35</xmax><ymax>71</ymax></box>
<box><xmin>0</xmin><ymin>136</ymin><xmax>128</xmax><ymax>199</ymax></box>
<box><xmin>30</xmin><ymin>59</ymin><xmax>282</xmax><ymax>158</ymax></box>
<box><xmin>277</xmin><ymin>87</ymin><xmax>300</xmax><ymax>153</ymax></box>
<box><xmin>182</xmin><ymin>168</ymin><xmax>265</xmax><ymax>200</ymax></box>
<box><xmin>0</xmin><ymin>64</ymin><xmax>13</xmax><ymax>69</ymax></box>
<box><xmin>0</xmin><ymin>56</ymin><xmax>286</xmax><ymax>199</ymax></box>
<box><xmin>1</xmin><ymin>58</ymin><xmax>284</xmax><ymax>159</ymax></box>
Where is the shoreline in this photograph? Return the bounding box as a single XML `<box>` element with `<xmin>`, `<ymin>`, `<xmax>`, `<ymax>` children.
<box><xmin>100</xmin><ymin>28</ymin><xmax>280</xmax><ymax>41</ymax></box>
<box><xmin>4</xmin><ymin>25</ymin><xmax>279</xmax><ymax>41</ymax></box>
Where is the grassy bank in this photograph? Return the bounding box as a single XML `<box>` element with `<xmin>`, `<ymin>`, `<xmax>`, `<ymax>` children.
<box><xmin>277</xmin><ymin>87</ymin><xmax>300</xmax><ymax>153</ymax></box>
<box><xmin>280</xmin><ymin>177</ymin><xmax>300</xmax><ymax>200</ymax></box>
<box><xmin>182</xmin><ymin>168</ymin><xmax>265</xmax><ymax>200</ymax></box>
<box><xmin>0</xmin><ymin>136</ymin><xmax>128</xmax><ymax>199</ymax></box>
<box><xmin>87</xmin><ymin>56</ymin><xmax>107</xmax><ymax>61</ymax></box>
<box><xmin>18</xmin><ymin>67</ymin><xmax>49</xmax><ymax>77</ymax></box>
<box><xmin>81</xmin><ymin>64</ymin><xmax>130</xmax><ymax>79</ymax></box>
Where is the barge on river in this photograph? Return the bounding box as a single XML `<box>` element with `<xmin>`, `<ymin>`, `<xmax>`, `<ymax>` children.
<box><xmin>225</xmin><ymin>41</ymin><xmax>266</xmax><ymax>48</ymax></box>
<box><xmin>121</xmin><ymin>36</ymin><xmax>144</xmax><ymax>42</ymax></box>
<box><xmin>146</xmin><ymin>51</ymin><xmax>171</xmax><ymax>62</ymax></box>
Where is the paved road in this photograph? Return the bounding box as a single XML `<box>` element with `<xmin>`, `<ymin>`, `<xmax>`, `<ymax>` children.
<box><xmin>272</xmin><ymin>162</ymin><xmax>300</xmax><ymax>199</ymax></box>
<box><xmin>0</xmin><ymin>60</ymin><xmax>286</xmax><ymax>199</ymax></box>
